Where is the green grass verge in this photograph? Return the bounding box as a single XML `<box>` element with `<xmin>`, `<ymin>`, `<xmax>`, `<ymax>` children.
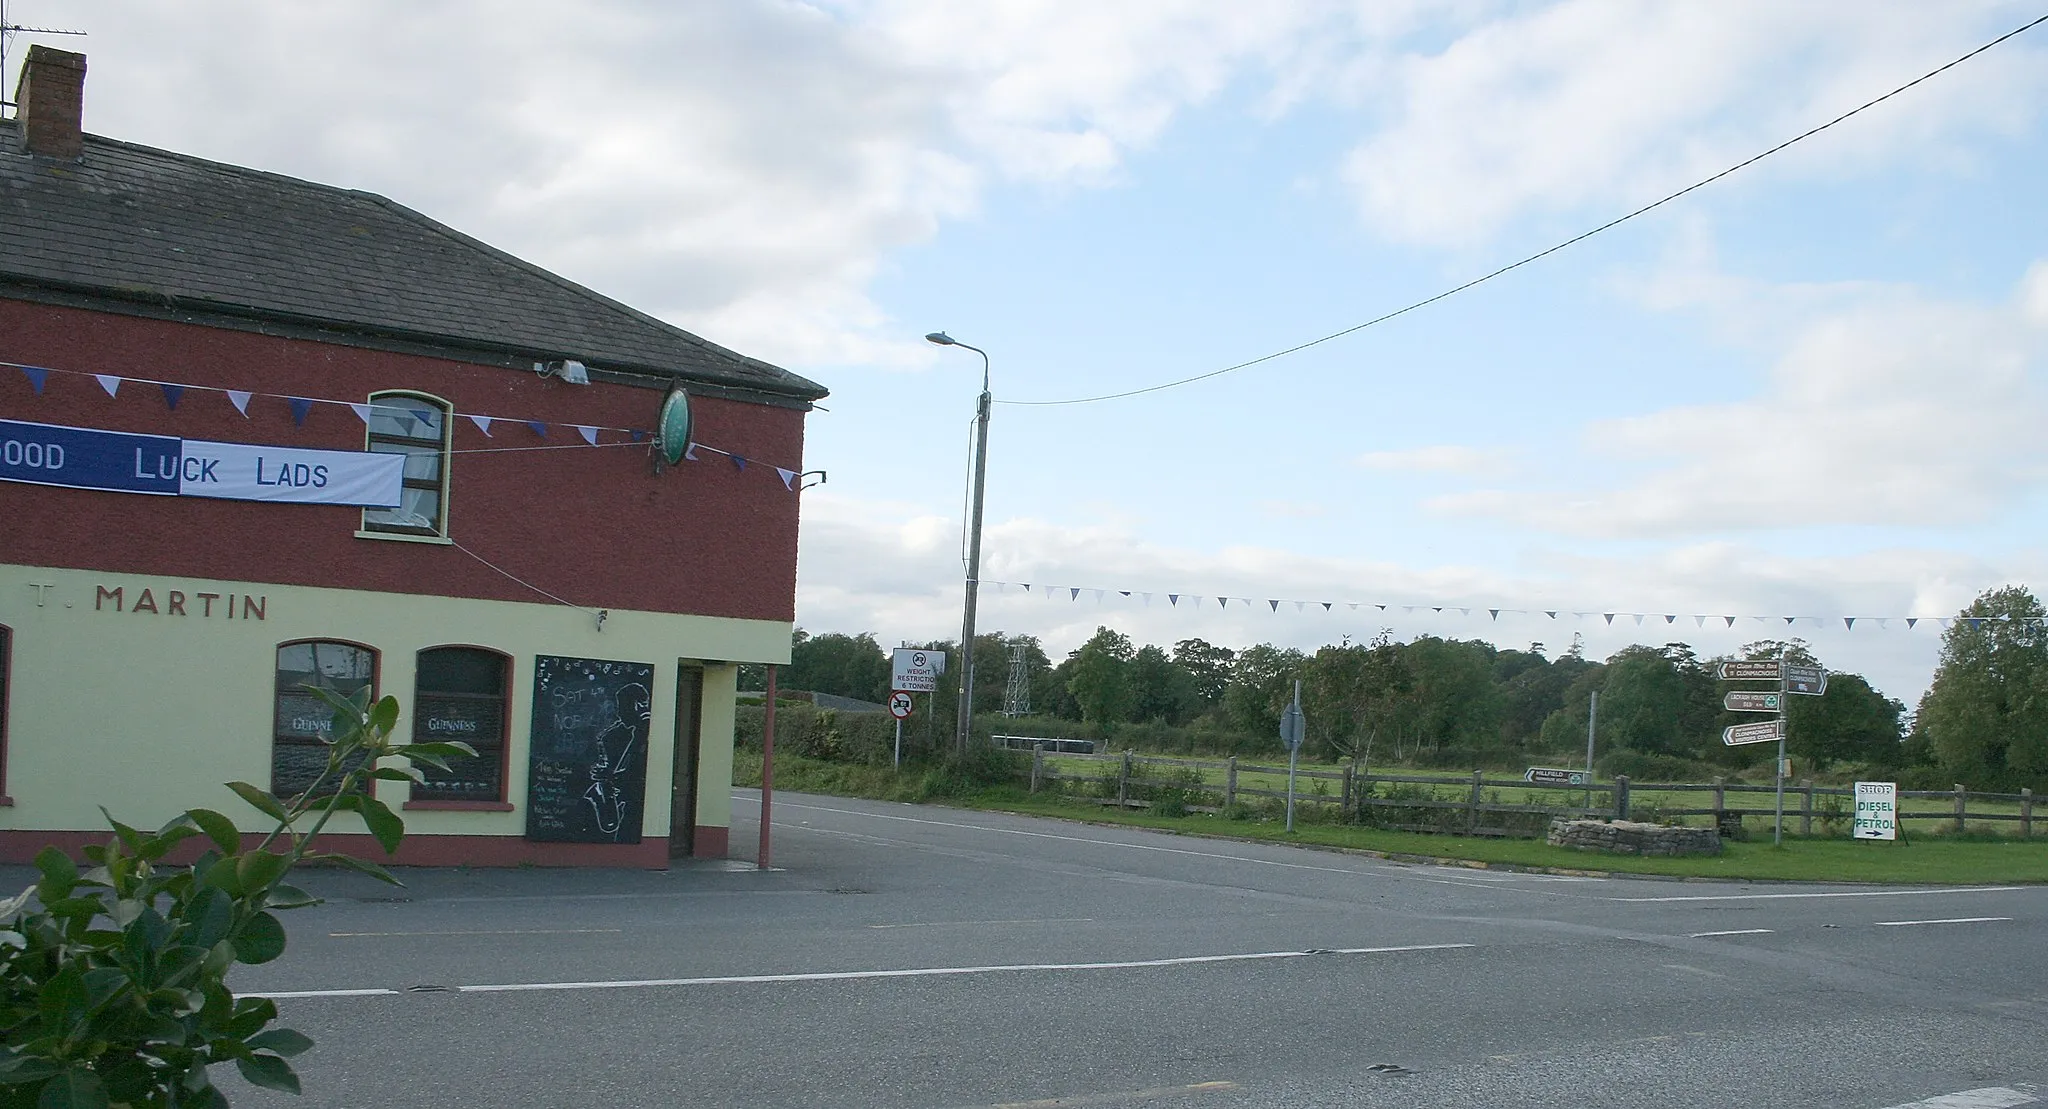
<box><xmin>736</xmin><ymin>752</ymin><xmax>2048</xmax><ymax>884</ymax></box>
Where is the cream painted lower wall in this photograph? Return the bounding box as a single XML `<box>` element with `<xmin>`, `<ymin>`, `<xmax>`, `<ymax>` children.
<box><xmin>694</xmin><ymin>665</ymin><xmax>738</xmax><ymax>833</ymax></box>
<box><xmin>0</xmin><ymin>564</ymin><xmax>788</xmax><ymax>850</ymax></box>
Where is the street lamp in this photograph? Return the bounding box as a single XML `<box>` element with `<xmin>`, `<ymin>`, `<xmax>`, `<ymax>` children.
<box><xmin>926</xmin><ymin>331</ymin><xmax>990</xmax><ymax>756</ymax></box>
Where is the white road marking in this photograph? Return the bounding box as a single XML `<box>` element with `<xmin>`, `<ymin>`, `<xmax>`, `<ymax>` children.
<box><xmin>866</xmin><ymin>918</ymin><xmax>1094</xmax><ymax>930</ymax></box>
<box><xmin>328</xmin><ymin>929</ymin><xmax>624</xmax><ymax>937</ymax></box>
<box><xmin>458</xmin><ymin>943</ymin><xmax>1476</xmax><ymax>994</ymax></box>
<box><xmin>1690</xmin><ymin>928</ymin><xmax>1775</xmax><ymax>938</ymax></box>
<box><xmin>1612</xmin><ymin>887</ymin><xmax>2024</xmax><ymax>903</ymax></box>
<box><xmin>242</xmin><ymin>944</ymin><xmax>1474</xmax><ymax>1001</ymax></box>
<box><xmin>1876</xmin><ymin>1084</ymin><xmax>2039</xmax><ymax>1108</ymax></box>
<box><xmin>977</xmin><ymin>1080</ymin><xmax>1241</xmax><ymax>1108</ymax></box>
<box><xmin>1875</xmin><ymin>917</ymin><xmax>2014</xmax><ymax>927</ymax></box>
<box><xmin>246</xmin><ymin>988</ymin><xmax>399</xmax><ymax>999</ymax></box>
<box><xmin>1660</xmin><ymin>963</ymin><xmax>1727</xmax><ymax>979</ymax></box>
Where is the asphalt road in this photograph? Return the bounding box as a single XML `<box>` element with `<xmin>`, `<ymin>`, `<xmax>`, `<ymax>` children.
<box><xmin>48</xmin><ymin>791</ymin><xmax>2048</xmax><ymax>1108</ymax></box>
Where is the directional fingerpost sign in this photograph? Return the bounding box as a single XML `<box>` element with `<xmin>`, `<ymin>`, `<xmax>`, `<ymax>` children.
<box><xmin>1718</xmin><ymin>660</ymin><xmax>1781</xmax><ymax>681</ymax></box>
<box><xmin>888</xmin><ymin>691</ymin><xmax>915</xmax><ymax>720</ymax></box>
<box><xmin>1723</xmin><ymin>719</ymin><xmax>1786</xmax><ymax>746</ymax></box>
<box><xmin>1784</xmin><ymin>664</ymin><xmax>1828</xmax><ymax>696</ymax></box>
<box><xmin>1524</xmin><ymin>767</ymin><xmax>1587</xmax><ymax>786</ymax></box>
<box><xmin>1724</xmin><ymin>691</ymin><xmax>1782</xmax><ymax>713</ymax></box>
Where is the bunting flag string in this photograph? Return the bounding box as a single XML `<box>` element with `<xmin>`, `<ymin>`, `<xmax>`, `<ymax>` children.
<box><xmin>3</xmin><ymin>359</ymin><xmax>804</xmax><ymax>491</ymax></box>
<box><xmin>979</xmin><ymin>579</ymin><xmax>2009</xmax><ymax>631</ymax></box>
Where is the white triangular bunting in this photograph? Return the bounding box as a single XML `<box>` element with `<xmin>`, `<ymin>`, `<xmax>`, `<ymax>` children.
<box><xmin>95</xmin><ymin>374</ymin><xmax>122</xmax><ymax>397</ymax></box>
<box><xmin>468</xmin><ymin>414</ymin><xmax>494</xmax><ymax>436</ymax></box>
<box><xmin>575</xmin><ymin>425</ymin><xmax>600</xmax><ymax>446</ymax></box>
<box><xmin>226</xmin><ymin>390</ymin><xmax>253</xmax><ymax>416</ymax></box>
<box><xmin>347</xmin><ymin>403</ymin><xmax>372</xmax><ymax>424</ymax></box>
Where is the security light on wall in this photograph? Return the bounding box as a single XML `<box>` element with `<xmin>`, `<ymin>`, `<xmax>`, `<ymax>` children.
<box><xmin>535</xmin><ymin>359</ymin><xmax>591</xmax><ymax>385</ymax></box>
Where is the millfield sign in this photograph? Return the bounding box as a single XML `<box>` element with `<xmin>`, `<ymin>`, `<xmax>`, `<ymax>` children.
<box><xmin>0</xmin><ymin>418</ymin><xmax>402</xmax><ymax>507</ymax></box>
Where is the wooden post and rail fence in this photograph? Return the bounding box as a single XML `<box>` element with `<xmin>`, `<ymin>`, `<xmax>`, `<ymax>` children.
<box><xmin>1022</xmin><ymin>747</ymin><xmax>2039</xmax><ymax>839</ymax></box>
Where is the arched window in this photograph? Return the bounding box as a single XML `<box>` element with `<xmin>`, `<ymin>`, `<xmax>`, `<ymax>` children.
<box><xmin>411</xmin><ymin>647</ymin><xmax>511</xmax><ymax>803</ymax></box>
<box><xmin>361</xmin><ymin>391</ymin><xmax>452</xmax><ymax>537</ymax></box>
<box><xmin>273</xmin><ymin>640</ymin><xmax>377</xmax><ymax>798</ymax></box>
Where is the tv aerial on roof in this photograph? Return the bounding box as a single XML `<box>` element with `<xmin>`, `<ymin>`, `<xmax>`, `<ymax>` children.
<box><xmin>0</xmin><ymin>1</ymin><xmax>85</xmax><ymax>116</ymax></box>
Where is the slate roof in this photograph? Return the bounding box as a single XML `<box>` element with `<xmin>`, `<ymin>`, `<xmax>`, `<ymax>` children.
<box><xmin>0</xmin><ymin>125</ymin><xmax>826</xmax><ymax>401</ymax></box>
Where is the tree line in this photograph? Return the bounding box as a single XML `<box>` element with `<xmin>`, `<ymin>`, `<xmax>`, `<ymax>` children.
<box><xmin>766</xmin><ymin>585</ymin><xmax>2048</xmax><ymax>790</ymax></box>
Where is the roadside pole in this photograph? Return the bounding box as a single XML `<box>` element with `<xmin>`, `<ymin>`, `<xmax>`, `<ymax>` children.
<box><xmin>1281</xmin><ymin>680</ymin><xmax>1306</xmax><ymax>833</ymax></box>
<box><xmin>888</xmin><ymin>690</ymin><xmax>915</xmax><ymax>769</ymax></box>
<box><xmin>759</xmin><ymin>664</ymin><xmax>777</xmax><ymax>870</ymax></box>
<box><xmin>1775</xmin><ymin>661</ymin><xmax>1788</xmax><ymax>846</ymax></box>
<box><xmin>1584</xmin><ymin>689</ymin><xmax>1598</xmax><ymax>812</ymax></box>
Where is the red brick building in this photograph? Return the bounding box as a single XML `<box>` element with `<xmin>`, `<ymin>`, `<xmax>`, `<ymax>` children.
<box><xmin>0</xmin><ymin>47</ymin><xmax>825</xmax><ymax>867</ymax></box>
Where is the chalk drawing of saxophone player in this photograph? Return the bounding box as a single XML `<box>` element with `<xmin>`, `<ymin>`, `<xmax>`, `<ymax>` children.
<box><xmin>584</xmin><ymin>682</ymin><xmax>651</xmax><ymax>839</ymax></box>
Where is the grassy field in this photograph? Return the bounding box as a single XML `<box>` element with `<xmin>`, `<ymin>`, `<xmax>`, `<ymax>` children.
<box><xmin>739</xmin><ymin>751</ymin><xmax>2048</xmax><ymax>884</ymax></box>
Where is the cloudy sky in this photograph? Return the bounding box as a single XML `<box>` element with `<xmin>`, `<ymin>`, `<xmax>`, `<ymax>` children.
<box><xmin>15</xmin><ymin>0</ymin><xmax>2048</xmax><ymax>705</ymax></box>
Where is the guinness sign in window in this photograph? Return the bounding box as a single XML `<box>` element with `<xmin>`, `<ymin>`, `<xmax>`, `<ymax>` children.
<box><xmin>411</xmin><ymin>647</ymin><xmax>509</xmax><ymax>802</ymax></box>
<box><xmin>272</xmin><ymin>640</ymin><xmax>377</xmax><ymax>799</ymax></box>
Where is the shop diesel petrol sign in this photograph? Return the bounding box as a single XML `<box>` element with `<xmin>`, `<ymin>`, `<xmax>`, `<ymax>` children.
<box><xmin>0</xmin><ymin>418</ymin><xmax>401</xmax><ymax>507</ymax></box>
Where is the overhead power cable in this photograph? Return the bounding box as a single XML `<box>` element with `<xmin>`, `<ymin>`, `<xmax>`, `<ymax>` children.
<box><xmin>999</xmin><ymin>12</ymin><xmax>2048</xmax><ymax>408</ymax></box>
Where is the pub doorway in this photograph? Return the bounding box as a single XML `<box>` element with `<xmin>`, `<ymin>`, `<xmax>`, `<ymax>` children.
<box><xmin>669</xmin><ymin>663</ymin><xmax>704</xmax><ymax>858</ymax></box>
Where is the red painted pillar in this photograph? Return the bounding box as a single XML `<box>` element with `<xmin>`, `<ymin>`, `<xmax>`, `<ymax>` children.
<box><xmin>759</xmin><ymin>664</ymin><xmax>776</xmax><ymax>870</ymax></box>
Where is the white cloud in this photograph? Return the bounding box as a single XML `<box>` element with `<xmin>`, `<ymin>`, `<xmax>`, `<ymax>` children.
<box><xmin>1257</xmin><ymin>500</ymin><xmax>1328</xmax><ymax>519</ymax></box>
<box><xmin>1435</xmin><ymin>263</ymin><xmax>2048</xmax><ymax>535</ymax></box>
<box><xmin>40</xmin><ymin>1</ymin><xmax>2045</xmax><ymax>367</ymax></box>
<box><xmin>1356</xmin><ymin>444</ymin><xmax>1507</xmax><ymax>475</ymax></box>
<box><xmin>1340</xmin><ymin>1</ymin><xmax>2048</xmax><ymax>247</ymax></box>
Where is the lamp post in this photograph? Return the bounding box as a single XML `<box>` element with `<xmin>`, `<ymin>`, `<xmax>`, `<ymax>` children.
<box><xmin>926</xmin><ymin>331</ymin><xmax>990</xmax><ymax>756</ymax></box>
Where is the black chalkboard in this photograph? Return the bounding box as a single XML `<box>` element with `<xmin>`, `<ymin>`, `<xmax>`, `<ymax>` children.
<box><xmin>525</xmin><ymin>655</ymin><xmax>655</xmax><ymax>843</ymax></box>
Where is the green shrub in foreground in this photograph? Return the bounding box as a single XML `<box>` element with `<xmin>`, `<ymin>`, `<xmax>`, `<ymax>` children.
<box><xmin>0</xmin><ymin>688</ymin><xmax>471</xmax><ymax>1108</ymax></box>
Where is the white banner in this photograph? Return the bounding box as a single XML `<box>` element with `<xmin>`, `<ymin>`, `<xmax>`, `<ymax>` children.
<box><xmin>178</xmin><ymin>439</ymin><xmax>403</xmax><ymax>507</ymax></box>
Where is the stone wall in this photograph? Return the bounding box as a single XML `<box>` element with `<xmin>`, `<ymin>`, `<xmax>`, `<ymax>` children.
<box><xmin>1547</xmin><ymin>818</ymin><xmax>1722</xmax><ymax>857</ymax></box>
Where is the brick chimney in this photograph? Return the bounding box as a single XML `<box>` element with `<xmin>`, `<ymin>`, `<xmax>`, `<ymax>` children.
<box><xmin>14</xmin><ymin>45</ymin><xmax>87</xmax><ymax>160</ymax></box>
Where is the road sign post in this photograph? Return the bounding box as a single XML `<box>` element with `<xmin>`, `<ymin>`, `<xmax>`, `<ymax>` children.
<box><xmin>888</xmin><ymin>690</ymin><xmax>915</xmax><ymax>769</ymax></box>
<box><xmin>1776</xmin><ymin>663</ymin><xmax>1787</xmax><ymax>845</ymax></box>
<box><xmin>1280</xmin><ymin>679</ymin><xmax>1306</xmax><ymax>833</ymax></box>
<box><xmin>1719</xmin><ymin>658</ymin><xmax>1822</xmax><ymax>845</ymax></box>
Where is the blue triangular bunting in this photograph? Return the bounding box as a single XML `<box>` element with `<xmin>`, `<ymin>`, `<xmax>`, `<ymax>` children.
<box><xmin>19</xmin><ymin>366</ymin><xmax>48</xmax><ymax>393</ymax></box>
<box><xmin>289</xmin><ymin>398</ymin><xmax>314</xmax><ymax>426</ymax></box>
<box><xmin>160</xmin><ymin>383</ymin><xmax>184</xmax><ymax>410</ymax></box>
